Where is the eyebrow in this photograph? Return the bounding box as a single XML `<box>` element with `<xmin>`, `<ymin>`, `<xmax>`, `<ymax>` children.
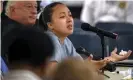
<box><xmin>24</xmin><ymin>3</ymin><xmax>37</xmax><ymax>6</ymax></box>
<box><xmin>59</xmin><ymin>11</ymin><xmax>71</xmax><ymax>15</ymax></box>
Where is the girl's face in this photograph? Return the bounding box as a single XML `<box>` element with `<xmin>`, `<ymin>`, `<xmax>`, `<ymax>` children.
<box><xmin>49</xmin><ymin>4</ymin><xmax>74</xmax><ymax>37</ymax></box>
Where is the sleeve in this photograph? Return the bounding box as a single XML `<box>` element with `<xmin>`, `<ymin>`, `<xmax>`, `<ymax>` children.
<box><xmin>68</xmin><ymin>39</ymin><xmax>83</xmax><ymax>60</ymax></box>
<box><xmin>49</xmin><ymin>35</ymin><xmax>63</xmax><ymax>63</ymax></box>
<box><xmin>49</xmin><ymin>43</ymin><xmax>62</xmax><ymax>63</ymax></box>
<box><xmin>80</xmin><ymin>0</ymin><xmax>95</xmax><ymax>26</ymax></box>
<box><xmin>71</xmin><ymin>45</ymin><xmax>84</xmax><ymax>61</ymax></box>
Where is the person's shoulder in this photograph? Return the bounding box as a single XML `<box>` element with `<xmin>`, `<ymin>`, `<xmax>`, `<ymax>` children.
<box><xmin>2</xmin><ymin>16</ymin><xmax>23</xmax><ymax>28</ymax></box>
<box><xmin>1</xmin><ymin>18</ymin><xmax>24</xmax><ymax>37</ymax></box>
<box><xmin>65</xmin><ymin>37</ymin><xmax>71</xmax><ymax>42</ymax></box>
<box><xmin>1</xmin><ymin>15</ymin><xmax>10</xmax><ymax>26</ymax></box>
<box><xmin>45</xmin><ymin>31</ymin><xmax>60</xmax><ymax>46</ymax></box>
<box><xmin>64</xmin><ymin>37</ymin><xmax>73</xmax><ymax>46</ymax></box>
<box><xmin>45</xmin><ymin>31</ymin><xmax>58</xmax><ymax>40</ymax></box>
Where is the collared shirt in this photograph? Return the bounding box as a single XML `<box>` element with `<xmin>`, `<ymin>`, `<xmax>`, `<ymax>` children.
<box><xmin>46</xmin><ymin>31</ymin><xmax>83</xmax><ymax>63</ymax></box>
<box><xmin>4</xmin><ymin>70</ymin><xmax>42</xmax><ymax>80</ymax></box>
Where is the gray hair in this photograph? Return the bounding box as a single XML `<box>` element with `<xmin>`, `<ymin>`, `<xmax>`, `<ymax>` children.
<box><xmin>5</xmin><ymin>1</ymin><xmax>17</xmax><ymax>16</ymax></box>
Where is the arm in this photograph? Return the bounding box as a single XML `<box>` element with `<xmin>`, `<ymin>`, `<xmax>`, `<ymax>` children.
<box><xmin>85</xmin><ymin>48</ymin><xmax>132</xmax><ymax>70</ymax></box>
<box><xmin>104</xmin><ymin>48</ymin><xmax>132</xmax><ymax>62</ymax></box>
<box><xmin>85</xmin><ymin>59</ymin><xmax>107</xmax><ymax>70</ymax></box>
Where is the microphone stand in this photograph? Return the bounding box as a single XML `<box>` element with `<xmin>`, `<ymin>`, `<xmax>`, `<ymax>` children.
<box><xmin>97</xmin><ymin>33</ymin><xmax>117</xmax><ymax>79</ymax></box>
<box><xmin>97</xmin><ymin>34</ymin><xmax>106</xmax><ymax>60</ymax></box>
<box><xmin>97</xmin><ymin>34</ymin><xmax>106</xmax><ymax>73</ymax></box>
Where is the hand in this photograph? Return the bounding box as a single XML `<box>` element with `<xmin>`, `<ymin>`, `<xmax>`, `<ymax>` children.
<box><xmin>90</xmin><ymin>60</ymin><xmax>107</xmax><ymax>70</ymax></box>
<box><xmin>104</xmin><ymin>48</ymin><xmax>132</xmax><ymax>62</ymax></box>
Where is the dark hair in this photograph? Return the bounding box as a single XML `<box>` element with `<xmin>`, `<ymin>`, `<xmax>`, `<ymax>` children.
<box><xmin>2</xmin><ymin>28</ymin><xmax>55</xmax><ymax>67</ymax></box>
<box><xmin>40</xmin><ymin>2</ymin><xmax>65</xmax><ymax>31</ymax></box>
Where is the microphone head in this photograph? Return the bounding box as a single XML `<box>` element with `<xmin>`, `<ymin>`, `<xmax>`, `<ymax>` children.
<box><xmin>81</xmin><ymin>23</ymin><xmax>92</xmax><ymax>31</ymax></box>
<box><xmin>76</xmin><ymin>47</ymin><xmax>86</xmax><ymax>54</ymax></box>
<box><xmin>113</xmin><ymin>33</ymin><xmax>118</xmax><ymax>39</ymax></box>
<box><xmin>81</xmin><ymin>23</ymin><xmax>99</xmax><ymax>33</ymax></box>
<box><xmin>76</xmin><ymin>47</ymin><xmax>90</xmax><ymax>56</ymax></box>
<box><xmin>81</xmin><ymin>23</ymin><xmax>118</xmax><ymax>39</ymax></box>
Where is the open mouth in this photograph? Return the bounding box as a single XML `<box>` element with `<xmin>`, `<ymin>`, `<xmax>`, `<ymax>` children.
<box><xmin>67</xmin><ymin>25</ymin><xmax>73</xmax><ymax>30</ymax></box>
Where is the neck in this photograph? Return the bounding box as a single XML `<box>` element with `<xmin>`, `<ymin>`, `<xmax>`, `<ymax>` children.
<box><xmin>55</xmin><ymin>33</ymin><xmax>66</xmax><ymax>44</ymax></box>
<box><xmin>58</xmin><ymin>36</ymin><xmax>66</xmax><ymax>44</ymax></box>
<box><xmin>51</xmin><ymin>30</ymin><xmax>67</xmax><ymax>44</ymax></box>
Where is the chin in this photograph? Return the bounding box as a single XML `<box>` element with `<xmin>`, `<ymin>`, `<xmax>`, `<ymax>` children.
<box><xmin>29</xmin><ymin>19</ymin><xmax>36</xmax><ymax>23</ymax></box>
<box><xmin>62</xmin><ymin>30</ymin><xmax>73</xmax><ymax>37</ymax></box>
<box><xmin>29</xmin><ymin>21</ymin><xmax>36</xmax><ymax>25</ymax></box>
<box><xmin>67</xmin><ymin>31</ymin><xmax>73</xmax><ymax>36</ymax></box>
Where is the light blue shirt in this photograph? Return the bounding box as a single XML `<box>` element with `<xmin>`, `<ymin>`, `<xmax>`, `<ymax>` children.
<box><xmin>1</xmin><ymin>56</ymin><xmax>8</xmax><ymax>75</ymax></box>
<box><xmin>46</xmin><ymin>31</ymin><xmax>83</xmax><ymax>63</ymax></box>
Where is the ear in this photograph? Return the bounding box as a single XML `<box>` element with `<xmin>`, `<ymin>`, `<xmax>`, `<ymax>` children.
<box><xmin>47</xmin><ymin>22</ymin><xmax>54</xmax><ymax>30</ymax></box>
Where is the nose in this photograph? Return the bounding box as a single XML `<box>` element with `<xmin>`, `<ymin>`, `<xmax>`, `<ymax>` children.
<box><xmin>31</xmin><ymin>7</ymin><xmax>37</xmax><ymax>15</ymax></box>
<box><xmin>67</xmin><ymin>16</ymin><xmax>73</xmax><ymax>23</ymax></box>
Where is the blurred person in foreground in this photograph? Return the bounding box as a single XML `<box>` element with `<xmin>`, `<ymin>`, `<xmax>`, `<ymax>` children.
<box><xmin>39</xmin><ymin>2</ymin><xmax>132</xmax><ymax>77</ymax></box>
<box><xmin>53</xmin><ymin>58</ymin><xmax>104</xmax><ymax>80</ymax></box>
<box><xmin>81</xmin><ymin>0</ymin><xmax>133</xmax><ymax>26</ymax></box>
<box><xmin>3</xmin><ymin>28</ymin><xmax>55</xmax><ymax>80</ymax></box>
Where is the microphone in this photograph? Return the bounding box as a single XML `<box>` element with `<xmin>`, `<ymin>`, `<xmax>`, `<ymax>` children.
<box><xmin>76</xmin><ymin>47</ymin><xmax>101</xmax><ymax>60</ymax></box>
<box><xmin>81</xmin><ymin>23</ymin><xmax>118</xmax><ymax>39</ymax></box>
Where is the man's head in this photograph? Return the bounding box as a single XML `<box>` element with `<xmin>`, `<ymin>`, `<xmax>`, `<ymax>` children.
<box><xmin>2</xmin><ymin>28</ymin><xmax>55</xmax><ymax>78</ymax></box>
<box><xmin>6</xmin><ymin>1</ymin><xmax>37</xmax><ymax>26</ymax></box>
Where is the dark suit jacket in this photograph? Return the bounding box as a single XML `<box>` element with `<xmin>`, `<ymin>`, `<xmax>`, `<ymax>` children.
<box><xmin>1</xmin><ymin>15</ymin><xmax>41</xmax><ymax>64</ymax></box>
